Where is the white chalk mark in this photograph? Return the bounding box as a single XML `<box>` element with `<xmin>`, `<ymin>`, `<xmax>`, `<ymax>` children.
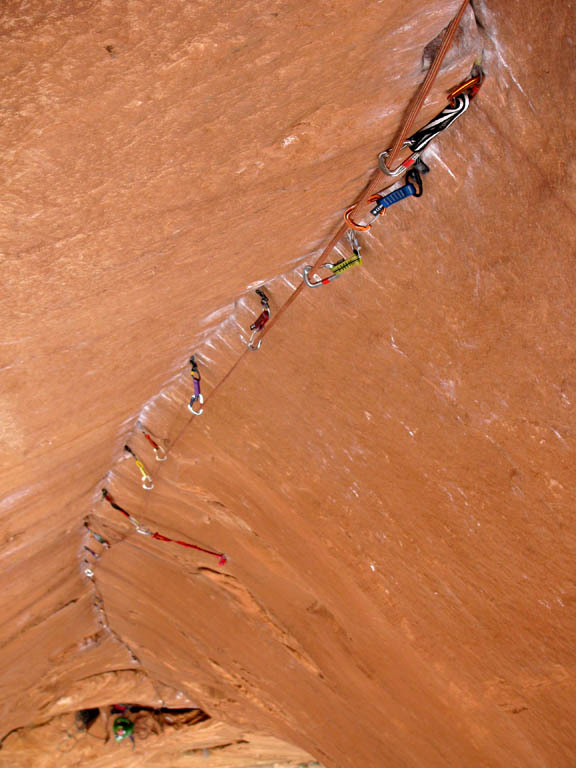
<box><xmin>424</xmin><ymin>146</ymin><xmax>456</xmax><ymax>181</ymax></box>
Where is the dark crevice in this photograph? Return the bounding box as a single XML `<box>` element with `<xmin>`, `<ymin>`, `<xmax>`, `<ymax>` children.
<box><xmin>421</xmin><ymin>26</ymin><xmax>447</xmax><ymax>72</ymax></box>
<box><xmin>469</xmin><ymin>0</ymin><xmax>487</xmax><ymax>31</ymax></box>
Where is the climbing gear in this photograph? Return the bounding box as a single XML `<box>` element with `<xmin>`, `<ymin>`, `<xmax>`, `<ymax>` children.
<box><xmin>448</xmin><ymin>64</ymin><xmax>484</xmax><ymax>104</ymax></box>
<box><xmin>152</xmin><ymin>531</ymin><xmax>227</xmax><ymax>566</ymax></box>
<box><xmin>346</xmin><ymin>161</ymin><xmax>429</xmax><ymax>230</ymax></box>
<box><xmin>138</xmin><ymin>424</ymin><xmax>167</xmax><ymax>461</ymax></box>
<box><xmin>101</xmin><ymin>488</ymin><xmax>227</xmax><ymax>565</ymax></box>
<box><xmin>187</xmin><ymin>356</ymin><xmax>204</xmax><ymax>415</ymax></box>
<box><xmin>303</xmin><ymin>231</ymin><xmax>362</xmax><ymax>287</ymax></box>
<box><xmin>113</xmin><ymin>716</ymin><xmax>134</xmax><ymax>743</ymax></box>
<box><xmin>84</xmin><ymin>546</ymin><xmax>99</xmax><ymax>559</ymax></box>
<box><xmin>248</xmin><ymin>289</ymin><xmax>271</xmax><ymax>350</ymax></box>
<box><xmin>378</xmin><ymin>72</ymin><xmax>483</xmax><ymax>176</ymax></box>
<box><xmin>377</xmin><ymin>147</ymin><xmax>421</xmax><ymax>178</ymax></box>
<box><xmin>99</xmin><ymin>1</ymin><xmax>480</xmax><ymax>546</ymax></box>
<box><xmin>101</xmin><ymin>489</ymin><xmax>152</xmax><ymax>535</ymax></box>
<box><xmin>124</xmin><ymin>445</ymin><xmax>154</xmax><ymax>490</ymax></box>
<box><xmin>344</xmin><ymin>205</ymin><xmax>371</xmax><ymax>231</ymax></box>
<box><xmin>85</xmin><ymin>525</ymin><xmax>110</xmax><ymax>548</ymax></box>
<box><xmin>369</xmin><ymin>161</ymin><xmax>428</xmax><ymax>216</ymax></box>
<box><xmin>381</xmin><ymin>0</ymin><xmax>475</xmax><ymax>172</ymax></box>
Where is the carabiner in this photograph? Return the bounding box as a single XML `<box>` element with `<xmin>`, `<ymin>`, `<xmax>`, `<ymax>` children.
<box><xmin>344</xmin><ymin>204</ymin><xmax>373</xmax><ymax>231</ymax></box>
<box><xmin>378</xmin><ymin>145</ymin><xmax>421</xmax><ymax>177</ymax></box>
<box><xmin>187</xmin><ymin>356</ymin><xmax>204</xmax><ymax>415</ymax></box>
<box><xmin>130</xmin><ymin>517</ymin><xmax>152</xmax><ymax>536</ymax></box>
<box><xmin>248</xmin><ymin>288</ymin><xmax>271</xmax><ymax>350</ymax></box>
<box><xmin>188</xmin><ymin>392</ymin><xmax>204</xmax><ymax>415</ymax></box>
<box><xmin>448</xmin><ymin>71</ymin><xmax>484</xmax><ymax>104</ymax></box>
<box><xmin>248</xmin><ymin>335</ymin><xmax>263</xmax><ymax>351</ymax></box>
<box><xmin>139</xmin><ymin>426</ymin><xmax>167</xmax><ymax>461</ymax></box>
<box><xmin>303</xmin><ymin>263</ymin><xmax>340</xmax><ymax>287</ymax></box>
<box><xmin>153</xmin><ymin>445</ymin><xmax>167</xmax><ymax>461</ymax></box>
<box><xmin>141</xmin><ymin>474</ymin><xmax>154</xmax><ymax>490</ymax></box>
<box><xmin>303</xmin><ymin>232</ymin><xmax>362</xmax><ymax>287</ymax></box>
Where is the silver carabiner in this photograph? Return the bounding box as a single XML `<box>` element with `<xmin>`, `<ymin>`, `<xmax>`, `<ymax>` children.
<box><xmin>303</xmin><ymin>263</ymin><xmax>339</xmax><ymax>288</ymax></box>
<box><xmin>129</xmin><ymin>516</ymin><xmax>152</xmax><ymax>536</ymax></box>
<box><xmin>141</xmin><ymin>475</ymin><xmax>154</xmax><ymax>491</ymax></box>
<box><xmin>187</xmin><ymin>393</ymin><xmax>204</xmax><ymax>415</ymax></box>
<box><xmin>248</xmin><ymin>332</ymin><xmax>263</xmax><ymax>351</ymax></box>
<box><xmin>153</xmin><ymin>445</ymin><xmax>167</xmax><ymax>462</ymax></box>
<box><xmin>378</xmin><ymin>144</ymin><xmax>421</xmax><ymax>177</ymax></box>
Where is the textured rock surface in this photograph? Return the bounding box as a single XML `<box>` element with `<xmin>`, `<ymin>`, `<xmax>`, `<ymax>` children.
<box><xmin>1</xmin><ymin>0</ymin><xmax>575</xmax><ymax>765</ymax></box>
<box><xmin>0</xmin><ymin>713</ymin><xmax>314</xmax><ymax>767</ymax></box>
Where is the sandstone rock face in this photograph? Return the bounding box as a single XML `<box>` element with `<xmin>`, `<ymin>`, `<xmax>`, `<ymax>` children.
<box><xmin>1</xmin><ymin>0</ymin><xmax>575</xmax><ymax>766</ymax></box>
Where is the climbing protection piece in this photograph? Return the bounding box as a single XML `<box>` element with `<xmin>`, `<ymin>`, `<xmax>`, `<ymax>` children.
<box><xmin>138</xmin><ymin>424</ymin><xmax>167</xmax><ymax>461</ymax></box>
<box><xmin>369</xmin><ymin>160</ymin><xmax>428</xmax><ymax>216</ymax></box>
<box><xmin>304</xmin><ymin>231</ymin><xmax>362</xmax><ymax>287</ymax></box>
<box><xmin>187</xmin><ymin>356</ymin><xmax>204</xmax><ymax>415</ymax></box>
<box><xmin>85</xmin><ymin>524</ymin><xmax>110</xmax><ymax>548</ymax></box>
<box><xmin>101</xmin><ymin>488</ymin><xmax>152</xmax><ymax>535</ymax></box>
<box><xmin>378</xmin><ymin>71</ymin><xmax>483</xmax><ymax>176</ymax></box>
<box><xmin>101</xmin><ymin>488</ymin><xmax>227</xmax><ymax>565</ymax></box>
<box><xmin>124</xmin><ymin>445</ymin><xmax>154</xmax><ymax>490</ymax></box>
<box><xmin>248</xmin><ymin>288</ymin><xmax>271</xmax><ymax>350</ymax></box>
<box><xmin>346</xmin><ymin>160</ymin><xmax>429</xmax><ymax>230</ymax></box>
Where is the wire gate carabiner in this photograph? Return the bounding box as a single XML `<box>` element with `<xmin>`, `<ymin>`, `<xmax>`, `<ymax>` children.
<box><xmin>187</xmin><ymin>356</ymin><xmax>204</xmax><ymax>415</ymax></box>
<box><xmin>303</xmin><ymin>231</ymin><xmax>362</xmax><ymax>288</ymax></box>
<box><xmin>248</xmin><ymin>288</ymin><xmax>271</xmax><ymax>350</ymax></box>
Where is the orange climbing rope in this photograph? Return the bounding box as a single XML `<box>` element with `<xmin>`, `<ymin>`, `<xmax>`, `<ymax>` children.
<box><xmin>259</xmin><ymin>0</ymin><xmax>473</xmax><ymax>344</ymax></box>
<box><xmin>178</xmin><ymin>3</ymin><xmax>475</xmax><ymax>424</ymax></box>
<box><xmin>97</xmin><ymin>0</ymin><xmax>479</xmax><ymax>566</ymax></box>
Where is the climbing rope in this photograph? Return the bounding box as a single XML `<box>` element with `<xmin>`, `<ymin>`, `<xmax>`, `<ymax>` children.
<box><xmin>257</xmin><ymin>0</ymin><xmax>478</xmax><ymax>337</ymax></box>
<box><xmin>93</xmin><ymin>0</ymin><xmax>482</xmax><ymax>572</ymax></box>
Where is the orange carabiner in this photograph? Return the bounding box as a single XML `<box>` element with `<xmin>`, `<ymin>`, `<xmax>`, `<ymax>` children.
<box><xmin>448</xmin><ymin>73</ymin><xmax>483</xmax><ymax>104</ymax></box>
<box><xmin>344</xmin><ymin>205</ymin><xmax>371</xmax><ymax>232</ymax></box>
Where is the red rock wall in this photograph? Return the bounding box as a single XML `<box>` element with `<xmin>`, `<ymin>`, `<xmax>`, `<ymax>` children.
<box><xmin>1</xmin><ymin>0</ymin><xmax>575</xmax><ymax>765</ymax></box>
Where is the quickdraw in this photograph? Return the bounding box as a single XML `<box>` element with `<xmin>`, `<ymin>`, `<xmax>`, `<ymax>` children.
<box><xmin>303</xmin><ymin>231</ymin><xmax>362</xmax><ymax>288</ymax></box>
<box><xmin>369</xmin><ymin>161</ymin><xmax>428</xmax><ymax>217</ymax></box>
<box><xmin>248</xmin><ymin>288</ymin><xmax>271</xmax><ymax>350</ymax></box>
<box><xmin>138</xmin><ymin>424</ymin><xmax>167</xmax><ymax>461</ymax></box>
<box><xmin>346</xmin><ymin>161</ymin><xmax>429</xmax><ymax>231</ymax></box>
<box><xmin>101</xmin><ymin>488</ymin><xmax>151</xmax><ymax>534</ymax></box>
<box><xmin>124</xmin><ymin>445</ymin><xmax>154</xmax><ymax>490</ymax></box>
<box><xmin>101</xmin><ymin>488</ymin><xmax>227</xmax><ymax>565</ymax></box>
<box><xmin>188</xmin><ymin>356</ymin><xmax>204</xmax><ymax>415</ymax></box>
<box><xmin>378</xmin><ymin>71</ymin><xmax>483</xmax><ymax>176</ymax></box>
